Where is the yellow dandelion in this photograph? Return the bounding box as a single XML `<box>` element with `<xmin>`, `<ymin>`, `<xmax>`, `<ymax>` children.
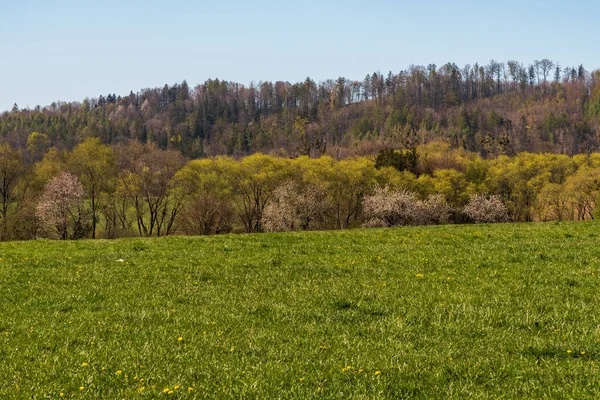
<box><xmin>81</xmin><ymin>362</ymin><xmax>88</xmax><ymax>367</ymax></box>
<box><xmin>299</xmin><ymin>377</ymin><xmax>304</xmax><ymax>382</ymax></box>
<box><xmin>168</xmin><ymin>391</ymin><xmax>173</xmax><ymax>395</ymax></box>
<box><xmin>567</xmin><ymin>350</ymin><xmax>573</xmax><ymax>354</ymax></box>
<box><xmin>581</xmin><ymin>351</ymin><xmax>586</xmax><ymax>355</ymax></box>
<box><xmin>163</xmin><ymin>387</ymin><xmax>170</xmax><ymax>393</ymax></box>
<box><xmin>59</xmin><ymin>393</ymin><xmax>64</xmax><ymax>397</ymax></box>
<box><xmin>174</xmin><ymin>385</ymin><xmax>180</xmax><ymax>390</ymax></box>
<box><xmin>375</xmin><ymin>370</ymin><xmax>381</xmax><ymax>375</ymax></box>
<box><xmin>116</xmin><ymin>370</ymin><xmax>122</xmax><ymax>375</ymax></box>
<box><xmin>178</xmin><ymin>337</ymin><xmax>183</xmax><ymax>341</ymax></box>
<box><xmin>188</xmin><ymin>387</ymin><xmax>194</xmax><ymax>392</ymax></box>
<box><xmin>79</xmin><ymin>386</ymin><xmax>84</xmax><ymax>391</ymax></box>
<box><xmin>415</xmin><ymin>273</ymin><xmax>424</xmax><ymax>278</ymax></box>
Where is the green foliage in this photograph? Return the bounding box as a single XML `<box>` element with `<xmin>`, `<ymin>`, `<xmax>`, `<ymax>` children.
<box><xmin>4</xmin><ymin>140</ymin><xmax>600</xmax><ymax>240</ymax></box>
<box><xmin>374</xmin><ymin>148</ymin><xmax>419</xmax><ymax>175</ymax></box>
<box><xmin>585</xmin><ymin>74</ymin><xmax>600</xmax><ymax>119</ymax></box>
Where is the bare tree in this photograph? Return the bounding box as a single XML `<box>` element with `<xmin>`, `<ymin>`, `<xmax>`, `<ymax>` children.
<box><xmin>538</xmin><ymin>59</ymin><xmax>555</xmax><ymax>83</ymax></box>
<box><xmin>116</xmin><ymin>142</ymin><xmax>186</xmax><ymax>237</ymax></box>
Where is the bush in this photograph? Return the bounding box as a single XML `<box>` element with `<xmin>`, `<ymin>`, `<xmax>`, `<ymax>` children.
<box><xmin>422</xmin><ymin>194</ymin><xmax>451</xmax><ymax>225</ymax></box>
<box><xmin>263</xmin><ymin>181</ymin><xmax>332</xmax><ymax>232</ymax></box>
<box><xmin>362</xmin><ymin>186</ymin><xmax>426</xmax><ymax>227</ymax></box>
<box><xmin>463</xmin><ymin>194</ymin><xmax>509</xmax><ymax>223</ymax></box>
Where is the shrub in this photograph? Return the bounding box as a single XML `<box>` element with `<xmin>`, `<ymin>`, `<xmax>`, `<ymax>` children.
<box><xmin>422</xmin><ymin>194</ymin><xmax>451</xmax><ymax>225</ymax></box>
<box><xmin>362</xmin><ymin>186</ymin><xmax>426</xmax><ymax>227</ymax></box>
<box><xmin>263</xmin><ymin>181</ymin><xmax>332</xmax><ymax>232</ymax></box>
<box><xmin>463</xmin><ymin>194</ymin><xmax>509</xmax><ymax>223</ymax></box>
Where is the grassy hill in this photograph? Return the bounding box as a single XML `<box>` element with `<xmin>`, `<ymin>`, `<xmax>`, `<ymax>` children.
<box><xmin>2</xmin><ymin>222</ymin><xmax>600</xmax><ymax>398</ymax></box>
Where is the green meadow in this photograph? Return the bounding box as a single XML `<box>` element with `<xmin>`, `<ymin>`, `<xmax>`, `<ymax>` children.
<box><xmin>1</xmin><ymin>222</ymin><xmax>600</xmax><ymax>398</ymax></box>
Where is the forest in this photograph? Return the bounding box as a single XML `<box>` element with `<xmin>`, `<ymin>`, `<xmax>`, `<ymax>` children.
<box><xmin>2</xmin><ymin>58</ymin><xmax>600</xmax><ymax>241</ymax></box>
<box><xmin>2</xmin><ymin>59</ymin><xmax>600</xmax><ymax>159</ymax></box>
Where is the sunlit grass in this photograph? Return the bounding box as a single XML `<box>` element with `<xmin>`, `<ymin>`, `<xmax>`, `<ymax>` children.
<box><xmin>1</xmin><ymin>221</ymin><xmax>600</xmax><ymax>398</ymax></box>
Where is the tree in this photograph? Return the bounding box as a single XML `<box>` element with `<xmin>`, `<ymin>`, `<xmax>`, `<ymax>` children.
<box><xmin>116</xmin><ymin>142</ymin><xmax>186</xmax><ymax>236</ymax></box>
<box><xmin>221</xmin><ymin>154</ymin><xmax>291</xmax><ymax>233</ymax></box>
<box><xmin>507</xmin><ymin>60</ymin><xmax>521</xmax><ymax>90</ymax></box>
<box><xmin>432</xmin><ymin>169</ymin><xmax>469</xmax><ymax>207</ymax></box>
<box><xmin>487</xmin><ymin>60</ymin><xmax>504</xmax><ymax>93</ymax></box>
<box><xmin>538</xmin><ymin>59</ymin><xmax>555</xmax><ymax>83</ymax></box>
<box><xmin>26</xmin><ymin>132</ymin><xmax>50</xmax><ymax>162</ymax></box>
<box><xmin>374</xmin><ymin>148</ymin><xmax>419</xmax><ymax>175</ymax></box>
<box><xmin>528</xmin><ymin>65</ymin><xmax>536</xmax><ymax>86</ymax></box>
<box><xmin>68</xmin><ymin>138</ymin><xmax>115</xmax><ymax>238</ymax></box>
<box><xmin>463</xmin><ymin>194</ymin><xmax>509</xmax><ymax>223</ymax></box>
<box><xmin>554</xmin><ymin>63</ymin><xmax>561</xmax><ymax>83</ymax></box>
<box><xmin>329</xmin><ymin>158</ymin><xmax>379</xmax><ymax>228</ymax></box>
<box><xmin>174</xmin><ymin>159</ymin><xmax>234</xmax><ymax>235</ymax></box>
<box><xmin>0</xmin><ymin>144</ymin><xmax>26</xmax><ymax>239</ymax></box>
<box><xmin>36</xmin><ymin>172</ymin><xmax>88</xmax><ymax>239</ymax></box>
<box><xmin>363</xmin><ymin>186</ymin><xmax>425</xmax><ymax>227</ymax></box>
<box><xmin>262</xmin><ymin>180</ymin><xmax>332</xmax><ymax>232</ymax></box>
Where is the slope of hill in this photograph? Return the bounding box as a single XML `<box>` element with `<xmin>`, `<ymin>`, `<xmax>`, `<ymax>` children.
<box><xmin>2</xmin><ymin>60</ymin><xmax>599</xmax><ymax>159</ymax></box>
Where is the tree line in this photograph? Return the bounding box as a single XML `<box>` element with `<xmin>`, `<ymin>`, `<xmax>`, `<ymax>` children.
<box><xmin>2</xmin><ymin>138</ymin><xmax>600</xmax><ymax>241</ymax></box>
<box><xmin>2</xmin><ymin>59</ymin><xmax>600</xmax><ymax>159</ymax></box>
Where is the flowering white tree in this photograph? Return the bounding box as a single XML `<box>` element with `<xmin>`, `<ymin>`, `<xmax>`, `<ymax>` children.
<box><xmin>363</xmin><ymin>187</ymin><xmax>453</xmax><ymax>227</ymax></box>
<box><xmin>422</xmin><ymin>193</ymin><xmax>451</xmax><ymax>225</ymax></box>
<box><xmin>36</xmin><ymin>172</ymin><xmax>89</xmax><ymax>239</ymax></box>
<box><xmin>263</xmin><ymin>181</ymin><xmax>331</xmax><ymax>232</ymax></box>
<box><xmin>463</xmin><ymin>194</ymin><xmax>509</xmax><ymax>223</ymax></box>
<box><xmin>362</xmin><ymin>186</ymin><xmax>426</xmax><ymax>227</ymax></box>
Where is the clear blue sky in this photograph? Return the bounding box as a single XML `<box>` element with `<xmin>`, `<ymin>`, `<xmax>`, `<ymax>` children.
<box><xmin>1</xmin><ymin>0</ymin><xmax>598</xmax><ymax>112</ymax></box>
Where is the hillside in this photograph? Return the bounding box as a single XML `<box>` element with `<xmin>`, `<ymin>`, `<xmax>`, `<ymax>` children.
<box><xmin>2</xmin><ymin>222</ymin><xmax>600</xmax><ymax>398</ymax></box>
<box><xmin>2</xmin><ymin>60</ymin><xmax>599</xmax><ymax>159</ymax></box>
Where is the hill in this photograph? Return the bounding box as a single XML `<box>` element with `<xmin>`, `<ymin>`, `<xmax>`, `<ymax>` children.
<box><xmin>2</xmin><ymin>222</ymin><xmax>600</xmax><ymax>398</ymax></box>
<box><xmin>2</xmin><ymin>59</ymin><xmax>600</xmax><ymax>158</ymax></box>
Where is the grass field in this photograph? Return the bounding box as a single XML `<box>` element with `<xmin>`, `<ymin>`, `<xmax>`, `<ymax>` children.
<box><xmin>1</xmin><ymin>222</ymin><xmax>600</xmax><ymax>398</ymax></box>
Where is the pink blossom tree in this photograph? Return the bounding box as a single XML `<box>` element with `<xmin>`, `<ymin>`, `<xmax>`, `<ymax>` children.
<box><xmin>36</xmin><ymin>172</ymin><xmax>89</xmax><ymax>239</ymax></box>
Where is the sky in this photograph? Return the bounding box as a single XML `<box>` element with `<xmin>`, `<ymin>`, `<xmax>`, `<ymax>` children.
<box><xmin>1</xmin><ymin>0</ymin><xmax>598</xmax><ymax>112</ymax></box>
